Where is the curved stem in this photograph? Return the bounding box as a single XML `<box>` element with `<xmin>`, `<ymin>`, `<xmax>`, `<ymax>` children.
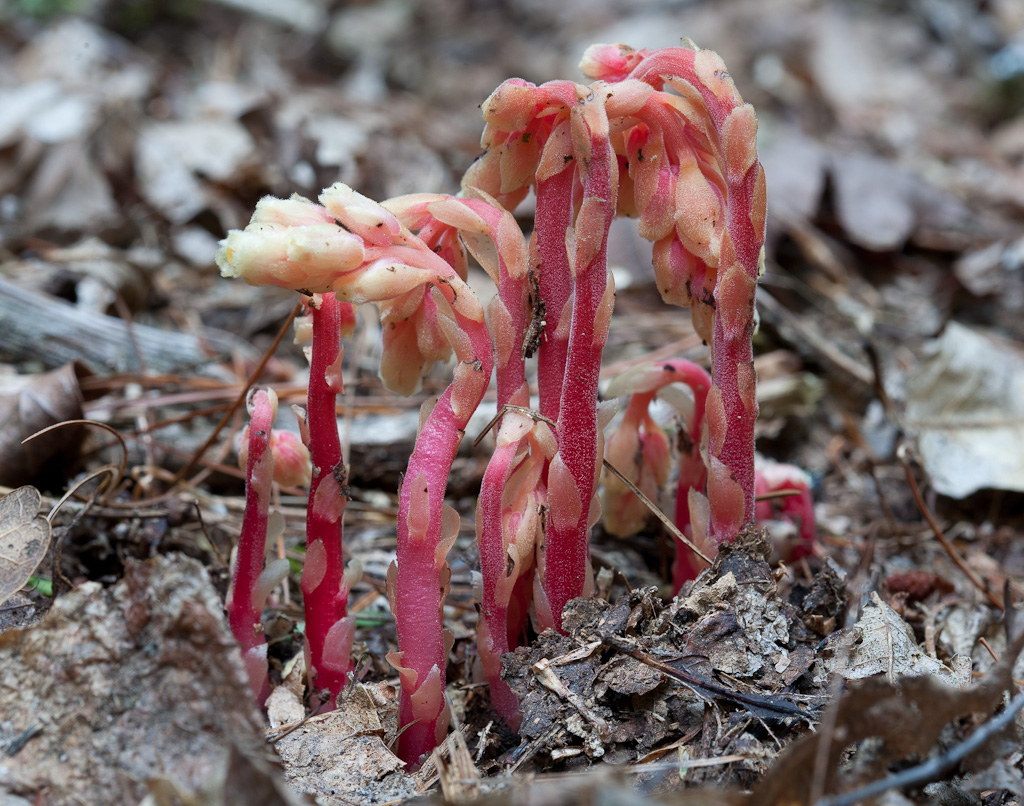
<box><xmin>386</xmin><ymin>251</ymin><xmax>494</xmax><ymax>766</ymax></box>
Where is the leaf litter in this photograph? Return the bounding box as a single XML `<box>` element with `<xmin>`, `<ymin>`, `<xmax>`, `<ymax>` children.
<box><xmin>2</xmin><ymin>0</ymin><xmax>1024</xmax><ymax>804</ymax></box>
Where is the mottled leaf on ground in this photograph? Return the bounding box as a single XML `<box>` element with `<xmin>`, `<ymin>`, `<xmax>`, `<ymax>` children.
<box><xmin>827</xmin><ymin>592</ymin><xmax>968</xmax><ymax>685</ymax></box>
<box><xmin>0</xmin><ymin>554</ymin><xmax>268</xmax><ymax>804</ymax></box>
<box><xmin>0</xmin><ymin>486</ymin><xmax>51</xmax><ymax>607</ymax></box>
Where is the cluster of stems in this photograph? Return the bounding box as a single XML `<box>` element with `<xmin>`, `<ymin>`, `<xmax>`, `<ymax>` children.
<box><xmin>601</xmin><ymin>359</ymin><xmax>712</xmax><ymax>591</ymax></box>
<box><xmin>463</xmin><ymin>42</ymin><xmax>766</xmax><ymax>731</ymax></box>
<box><xmin>217</xmin><ymin>39</ymin><xmax>767</xmax><ymax>766</ymax></box>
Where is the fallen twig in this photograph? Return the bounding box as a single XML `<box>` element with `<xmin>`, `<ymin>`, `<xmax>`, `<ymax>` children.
<box><xmin>815</xmin><ymin>690</ymin><xmax>1024</xmax><ymax>806</ymax></box>
<box><xmin>600</xmin><ymin>633</ymin><xmax>815</xmax><ymax>722</ymax></box>
<box><xmin>897</xmin><ymin>443</ymin><xmax>1003</xmax><ymax>611</ymax></box>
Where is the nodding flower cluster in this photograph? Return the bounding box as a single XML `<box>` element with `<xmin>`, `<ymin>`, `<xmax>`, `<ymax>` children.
<box><xmin>217</xmin><ymin>40</ymin><xmax>773</xmax><ymax>767</ymax></box>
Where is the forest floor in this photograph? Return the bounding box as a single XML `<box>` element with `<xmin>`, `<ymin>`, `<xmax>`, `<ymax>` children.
<box><xmin>2</xmin><ymin>1</ymin><xmax>1024</xmax><ymax>804</ymax></box>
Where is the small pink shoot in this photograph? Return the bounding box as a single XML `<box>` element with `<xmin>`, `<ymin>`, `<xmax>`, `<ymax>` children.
<box><xmin>601</xmin><ymin>359</ymin><xmax>713</xmax><ymax>591</ymax></box>
<box><xmin>227</xmin><ymin>387</ymin><xmax>291</xmax><ymax>704</ymax></box>
<box><xmin>755</xmin><ymin>461</ymin><xmax>817</xmax><ymax>563</ymax></box>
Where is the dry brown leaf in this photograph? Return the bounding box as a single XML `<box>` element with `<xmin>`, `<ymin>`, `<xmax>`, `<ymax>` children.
<box><xmin>0</xmin><ymin>362</ymin><xmax>84</xmax><ymax>487</ymax></box>
<box><xmin>0</xmin><ymin>486</ymin><xmax>51</xmax><ymax>607</ymax></box>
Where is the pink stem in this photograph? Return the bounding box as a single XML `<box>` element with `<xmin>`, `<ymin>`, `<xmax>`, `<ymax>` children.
<box><xmin>460</xmin><ymin>198</ymin><xmax>531</xmax><ymax>728</ymax></box>
<box><xmin>628</xmin><ymin>48</ymin><xmax>764</xmax><ymax>545</ymax></box>
<box><xmin>227</xmin><ymin>388</ymin><xmax>274</xmax><ymax>704</ymax></box>
<box><xmin>476</xmin><ymin>437</ymin><xmax>525</xmax><ymax>728</ymax></box>
<box><xmin>671</xmin><ymin>447</ymin><xmax>709</xmax><ymax>589</ymax></box>
<box><xmin>543</xmin><ymin>106</ymin><xmax>615</xmax><ymax>632</ymax></box>
<box><xmin>534</xmin><ymin>169</ymin><xmax>575</xmax><ymax>423</ymax></box>
<box><xmin>302</xmin><ymin>293</ymin><xmax>354</xmax><ymax>703</ymax></box>
<box><xmin>387</xmin><ymin>252</ymin><xmax>494</xmax><ymax>766</ymax></box>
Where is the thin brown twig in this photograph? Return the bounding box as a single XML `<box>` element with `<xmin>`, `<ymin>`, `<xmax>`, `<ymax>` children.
<box><xmin>141</xmin><ymin>402</ymin><xmax>233</xmax><ymax>433</ymax></box>
<box><xmin>602</xmin><ymin>458</ymin><xmax>712</xmax><ymax>565</ymax></box>
<box><xmin>600</xmin><ymin>633</ymin><xmax>813</xmax><ymax>720</ymax></box>
<box><xmin>867</xmin><ymin>462</ymin><xmax>900</xmax><ymax>536</ymax></box>
<box><xmin>755</xmin><ymin>488</ymin><xmax>805</xmax><ymax>502</ymax></box>
<box><xmin>471</xmin><ymin>403</ymin><xmax>556</xmax><ymax>448</ymax></box>
<box><xmin>979</xmin><ymin>637</ymin><xmax>1000</xmax><ymax>664</ymax></box>
<box><xmin>816</xmin><ymin>690</ymin><xmax>1024</xmax><ymax>806</ymax></box>
<box><xmin>897</xmin><ymin>444</ymin><xmax>1003</xmax><ymax>611</ymax></box>
<box><xmin>192</xmin><ymin>501</ymin><xmax>228</xmax><ymax>566</ymax></box>
<box><xmin>171</xmin><ymin>300</ymin><xmax>302</xmax><ymax>486</ymax></box>
<box><xmin>23</xmin><ymin>420</ymin><xmax>128</xmax><ymax>507</ymax></box>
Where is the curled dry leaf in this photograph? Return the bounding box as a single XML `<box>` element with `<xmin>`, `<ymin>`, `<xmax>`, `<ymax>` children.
<box><xmin>0</xmin><ymin>486</ymin><xmax>52</xmax><ymax>607</ymax></box>
<box><xmin>0</xmin><ymin>362</ymin><xmax>84</xmax><ymax>487</ymax></box>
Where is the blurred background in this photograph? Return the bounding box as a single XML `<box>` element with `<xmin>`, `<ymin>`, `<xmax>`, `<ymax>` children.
<box><xmin>2</xmin><ymin>0</ymin><xmax>1024</xmax><ymax>563</ymax></box>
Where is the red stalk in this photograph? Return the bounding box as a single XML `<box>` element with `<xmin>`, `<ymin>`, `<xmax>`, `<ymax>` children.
<box><xmin>627</xmin><ymin>47</ymin><xmax>766</xmax><ymax>545</ymax></box>
<box><xmin>541</xmin><ymin>95</ymin><xmax>616</xmax><ymax>632</ymax></box>
<box><xmin>360</xmin><ymin>240</ymin><xmax>493</xmax><ymax>766</ymax></box>
<box><xmin>227</xmin><ymin>388</ymin><xmax>275</xmax><ymax>704</ymax></box>
<box><xmin>534</xmin><ymin>169</ymin><xmax>575</xmax><ymax>423</ymax></box>
<box><xmin>390</xmin><ymin>293</ymin><xmax>493</xmax><ymax>765</ymax></box>
<box><xmin>476</xmin><ymin>428</ymin><xmax>527</xmax><ymax>728</ymax></box>
<box><xmin>457</xmin><ymin>196</ymin><xmax>533</xmax><ymax>728</ymax></box>
<box><xmin>301</xmin><ymin>293</ymin><xmax>356</xmax><ymax>704</ymax></box>
<box><xmin>582</xmin><ymin>44</ymin><xmax>766</xmax><ymax>550</ymax></box>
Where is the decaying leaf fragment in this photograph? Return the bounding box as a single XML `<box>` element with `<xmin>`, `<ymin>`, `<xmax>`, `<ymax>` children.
<box><xmin>752</xmin><ymin>627</ymin><xmax>1024</xmax><ymax>806</ymax></box>
<box><xmin>827</xmin><ymin>593</ymin><xmax>967</xmax><ymax>685</ymax></box>
<box><xmin>0</xmin><ymin>486</ymin><xmax>52</xmax><ymax>606</ymax></box>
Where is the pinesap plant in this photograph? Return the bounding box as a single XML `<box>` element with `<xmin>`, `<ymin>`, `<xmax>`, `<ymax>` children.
<box><xmin>216</xmin><ymin>39</ymin><xmax>767</xmax><ymax>766</ymax></box>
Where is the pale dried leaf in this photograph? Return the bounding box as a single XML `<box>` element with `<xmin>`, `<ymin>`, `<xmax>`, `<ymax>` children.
<box><xmin>905</xmin><ymin>322</ymin><xmax>1024</xmax><ymax>498</ymax></box>
<box><xmin>830</xmin><ymin>153</ymin><xmax>916</xmax><ymax>252</ymax></box>
<box><xmin>135</xmin><ymin>119</ymin><xmax>257</xmax><ymax>223</ymax></box>
<box><xmin>829</xmin><ymin>594</ymin><xmax>965</xmax><ymax>685</ymax></box>
<box><xmin>760</xmin><ymin>131</ymin><xmax>826</xmax><ymax>225</ymax></box>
